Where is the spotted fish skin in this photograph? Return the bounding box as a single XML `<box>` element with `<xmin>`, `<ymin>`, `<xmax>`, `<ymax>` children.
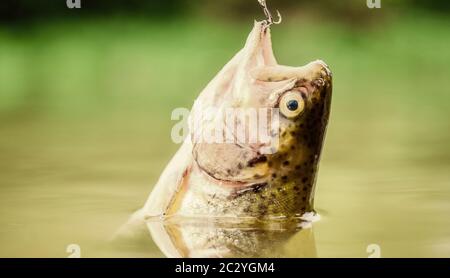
<box><xmin>240</xmin><ymin>86</ymin><xmax>331</xmax><ymax>217</ymax></box>
<box><xmin>138</xmin><ymin>21</ymin><xmax>332</xmax><ymax>220</ymax></box>
<box><xmin>240</xmin><ymin>65</ymin><xmax>332</xmax><ymax>217</ymax></box>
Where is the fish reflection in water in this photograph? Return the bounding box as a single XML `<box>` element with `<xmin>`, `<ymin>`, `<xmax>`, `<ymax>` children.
<box><xmin>146</xmin><ymin>217</ymin><xmax>317</xmax><ymax>258</ymax></box>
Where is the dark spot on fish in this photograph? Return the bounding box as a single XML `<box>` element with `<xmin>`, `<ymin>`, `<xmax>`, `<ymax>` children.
<box><xmin>295</xmin><ymin>165</ymin><xmax>301</xmax><ymax>170</ymax></box>
<box><xmin>271</xmin><ymin>173</ymin><xmax>277</xmax><ymax>178</ymax></box>
<box><xmin>302</xmin><ymin>196</ymin><xmax>307</xmax><ymax>201</ymax></box>
<box><xmin>247</xmin><ymin>155</ymin><xmax>267</xmax><ymax>167</ymax></box>
<box><xmin>281</xmin><ymin>175</ymin><xmax>288</xmax><ymax>181</ymax></box>
<box><xmin>252</xmin><ymin>183</ymin><xmax>267</xmax><ymax>193</ymax></box>
<box><xmin>237</xmin><ymin>163</ymin><xmax>243</xmax><ymax>169</ymax></box>
<box><xmin>283</xmin><ymin>161</ymin><xmax>290</xmax><ymax>166</ymax></box>
<box><xmin>293</xmin><ymin>186</ymin><xmax>300</xmax><ymax>191</ymax></box>
<box><xmin>302</xmin><ymin>177</ymin><xmax>308</xmax><ymax>183</ymax></box>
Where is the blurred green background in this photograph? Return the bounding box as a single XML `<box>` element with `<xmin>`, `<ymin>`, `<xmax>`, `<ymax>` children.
<box><xmin>0</xmin><ymin>0</ymin><xmax>449</xmax><ymax>257</ymax></box>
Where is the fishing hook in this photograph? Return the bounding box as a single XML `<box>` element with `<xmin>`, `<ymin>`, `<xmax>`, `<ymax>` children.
<box><xmin>257</xmin><ymin>0</ymin><xmax>282</xmax><ymax>29</ymax></box>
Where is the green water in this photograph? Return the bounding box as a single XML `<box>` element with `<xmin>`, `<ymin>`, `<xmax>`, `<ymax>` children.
<box><xmin>0</xmin><ymin>13</ymin><xmax>449</xmax><ymax>257</ymax></box>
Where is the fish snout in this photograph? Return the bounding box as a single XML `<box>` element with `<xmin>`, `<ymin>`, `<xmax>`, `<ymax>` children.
<box><xmin>304</xmin><ymin>60</ymin><xmax>332</xmax><ymax>93</ymax></box>
<box><xmin>312</xmin><ymin>59</ymin><xmax>332</xmax><ymax>82</ymax></box>
<box><xmin>314</xmin><ymin>60</ymin><xmax>332</xmax><ymax>78</ymax></box>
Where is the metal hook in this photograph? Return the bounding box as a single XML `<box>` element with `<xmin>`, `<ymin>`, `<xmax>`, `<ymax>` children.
<box><xmin>257</xmin><ymin>0</ymin><xmax>282</xmax><ymax>28</ymax></box>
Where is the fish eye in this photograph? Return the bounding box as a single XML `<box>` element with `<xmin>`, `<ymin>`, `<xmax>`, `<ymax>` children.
<box><xmin>286</xmin><ymin>100</ymin><xmax>298</xmax><ymax>111</ymax></box>
<box><xmin>279</xmin><ymin>91</ymin><xmax>305</xmax><ymax>118</ymax></box>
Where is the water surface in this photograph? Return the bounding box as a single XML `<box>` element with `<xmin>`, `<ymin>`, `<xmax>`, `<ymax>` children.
<box><xmin>1</xmin><ymin>112</ymin><xmax>448</xmax><ymax>258</ymax></box>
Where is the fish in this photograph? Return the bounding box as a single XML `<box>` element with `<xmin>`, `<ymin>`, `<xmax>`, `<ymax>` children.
<box><xmin>121</xmin><ymin>20</ymin><xmax>332</xmax><ymax>234</ymax></box>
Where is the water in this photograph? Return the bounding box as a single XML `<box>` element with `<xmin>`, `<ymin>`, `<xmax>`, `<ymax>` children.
<box><xmin>0</xmin><ymin>110</ymin><xmax>448</xmax><ymax>258</ymax></box>
<box><xmin>142</xmin><ymin>217</ymin><xmax>317</xmax><ymax>258</ymax></box>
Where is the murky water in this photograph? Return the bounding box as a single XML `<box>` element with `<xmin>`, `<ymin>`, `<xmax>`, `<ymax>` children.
<box><xmin>0</xmin><ymin>110</ymin><xmax>449</xmax><ymax>258</ymax></box>
<box><xmin>142</xmin><ymin>217</ymin><xmax>317</xmax><ymax>258</ymax></box>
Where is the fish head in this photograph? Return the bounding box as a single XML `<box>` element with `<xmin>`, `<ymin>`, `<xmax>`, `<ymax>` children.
<box><xmin>189</xmin><ymin>21</ymin><xmax>332</xmax><ymax>216</ymax></box>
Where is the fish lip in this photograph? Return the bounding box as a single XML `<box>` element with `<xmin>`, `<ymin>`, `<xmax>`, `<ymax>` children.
<box><xmin>228</xmin><ymin>182</ymin><xmax>269</xmax><ymax>199</ymax></box>
<box><xmin>193</xmin><ymin>141</ymin><xmax>271</xmax><ymax>186</ymax></box>
<box><xmin>193</xmin><ymin>158</ymin><xmax>247</xmax><ymax>186</ymax></box>
<box><xmin>194</xmin><ymin>156</ymin><xmax>269</xmax><ymax>188</ymax></box>
<box><xmin>194</xmin><ymin>160</ymin><xmax>234</xmax><ymax>185</ymax></box>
